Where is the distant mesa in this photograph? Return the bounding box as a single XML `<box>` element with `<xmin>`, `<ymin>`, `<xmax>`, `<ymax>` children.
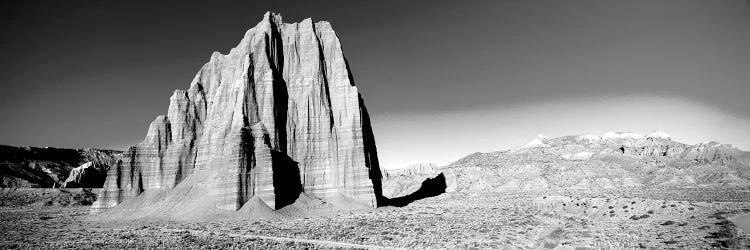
<box><xmin>383</xmin><ymin>162</ymin><xmax>438</xmax><ymax>178</ymax></box>
<box><xmin>90</xmin><ymin>12</ymin><xmax>384</xmax><ymax>219</ymax></box>
<box><xmin>384</xmin><ymin>131</ymin><xmax>750</xmax><ymax>196</ymax></box>
<box><xmin>381</xmin><ymin>161</ymin><xmax>449</xmax><ymax>204</ymax></box>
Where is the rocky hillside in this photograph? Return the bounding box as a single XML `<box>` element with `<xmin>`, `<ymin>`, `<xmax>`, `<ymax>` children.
<box><xmin>0</xmin><ymin>145</ymin><xmax>121</xmax><ymax>188</ymax></box>
<box><xmin>384</xmin><ymin>132</ymin><xmax>750</xmax><ymax>197</ymax></box>
<box><xmin>382</xmin><ymin>163</ymin><xmax>440</xmax><ymax>198</ymax></box>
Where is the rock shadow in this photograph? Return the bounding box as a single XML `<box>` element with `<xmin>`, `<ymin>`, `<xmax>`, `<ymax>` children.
<box><xmin>382</xmin><ymin>173</ymin><xmax>447</xmax><ymax>207</ymax></box>
<box><xmin>348</xmin><ymin>57</ymin><xmax>385</xmax><ymax>207</ymax></box>
<box><xmin>270</xmin><ymin>151</ymin><xmax>302</xmax><ymax>209</ymax></box>
<box><xmin>264</xmin><ymin>23</ymin><xmax>288</xmax><ymax>152</ymax></box>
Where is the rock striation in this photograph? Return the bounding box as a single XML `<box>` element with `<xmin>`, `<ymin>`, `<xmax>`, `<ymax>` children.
<box><xmin>92</xmin><ymin>12</ymin><xmax>382</xmax><ymax>215</ymax></box>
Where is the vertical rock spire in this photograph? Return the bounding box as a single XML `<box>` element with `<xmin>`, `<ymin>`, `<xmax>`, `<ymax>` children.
<box><xmin>91</xmin><ymin>12</ymin><xmax>382</xmax><ymax>215</ymax></box>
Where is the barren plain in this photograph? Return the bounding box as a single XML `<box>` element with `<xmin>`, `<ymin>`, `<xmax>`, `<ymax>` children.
<box><xmin>2</xmin><ymin>188</ymin><xmax>750</xmax><ymax>249</ymax></box>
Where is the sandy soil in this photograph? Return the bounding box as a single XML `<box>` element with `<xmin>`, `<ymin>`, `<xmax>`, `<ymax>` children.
<box><xmin>1</xmin><ymin>189</ymin><xmax>750</xmax><ymax>249</ymax></box>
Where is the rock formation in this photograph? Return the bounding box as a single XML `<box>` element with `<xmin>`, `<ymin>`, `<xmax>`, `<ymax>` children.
<box><xmin>383</xmin><ymin>131</ymin><xmax>750</xmax><ymax>195</ymax></box>
<box><xmin>92</xmin><ymin>12</ymin><xmax>382</xmax><ymax>215</ymax></box>
<box><xmin>384</xmin><ymin>162</ymin><xmax>438</xmax><ymax>178</ymax></box>
<box><xmin>382</xmin><ymin>162</ymin><xmax>441</xmax><ymax>198</ymax></box>
<box><xmin>61</xmin><ymin>162</ymin><xmax>107</xmax><ymax>188</ymax></box>
<box><xmin>0</xmin><ymin>145</ymin><xmax>120</xmax><ymax>188</ymax></box>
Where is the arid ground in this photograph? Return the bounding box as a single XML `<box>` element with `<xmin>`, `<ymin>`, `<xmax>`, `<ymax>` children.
<box><xmin>2</xmin><ymin>188</ymin><xmax>750</xmax><ymax>249</ymax></box>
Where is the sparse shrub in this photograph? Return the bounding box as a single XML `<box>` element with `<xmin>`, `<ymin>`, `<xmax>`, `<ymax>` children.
<box><xmin>661</xmin><ymin>221</ymin><xmax>675</xmax><ymax>226</ymax></box>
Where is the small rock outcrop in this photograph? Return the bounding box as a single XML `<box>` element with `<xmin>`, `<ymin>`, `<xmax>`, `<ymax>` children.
<box><xmin>92</xmin><ymin>12</ymin><xmax>383</xmax><ymax>215</ymax></box>
<box><xmin>61</xmin><ymin>162</ymin><xmax>106</xmax><ymax>188</ymax></box>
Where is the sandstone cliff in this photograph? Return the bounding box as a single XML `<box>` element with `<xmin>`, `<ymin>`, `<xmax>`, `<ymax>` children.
<box><xmin>0</xmin><ymin>145</ymin><xmax>121</xmax><ymax>188</ymax></box>
<box><xmin>92</xmin><ymin>12</ymin><xmax>383</xmax><ymax>216</ymax></box>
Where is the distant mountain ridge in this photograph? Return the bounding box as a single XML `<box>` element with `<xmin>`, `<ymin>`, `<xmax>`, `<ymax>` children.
<box><xmin>0</xmin><ymin>145</ymin><xmax>121</xmax><ymax>188</ymax></box>
<box><xmin>382</xmin><ymin>131</ymin><xmax>750</xmax><ymax>197</ymax></box>
<box><xmin>384</xmin><ymin>162</ymin><xmax>438</xmax><ymax>178</ymax></box>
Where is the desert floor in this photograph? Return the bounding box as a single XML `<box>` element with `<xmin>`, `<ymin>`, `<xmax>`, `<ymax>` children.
<box><xmin>2</xmin><ymin>189</ymin><xmax>750</xmax><ymax>249</ymax></box>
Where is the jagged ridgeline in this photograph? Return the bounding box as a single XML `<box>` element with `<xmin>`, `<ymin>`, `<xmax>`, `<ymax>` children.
<box><xmin>91</xmin><ymin>12</ymin><xmax>383</xmax><ymax>215</ymax></box>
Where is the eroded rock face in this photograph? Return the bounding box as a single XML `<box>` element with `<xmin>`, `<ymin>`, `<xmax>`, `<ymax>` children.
<box><xmin>92</xmin><ymin>12</ymin><xmax>382</xmax><ymax>214</ymax></box>
<box><xmin>0</xmin><ymin>145</ymin><xmax>120</xmax><ymax>188</ymax></box>
<box><xmin>61</xmin><ymin>162</ymin><xmax>106</xmax><ymax>188</ymax></box>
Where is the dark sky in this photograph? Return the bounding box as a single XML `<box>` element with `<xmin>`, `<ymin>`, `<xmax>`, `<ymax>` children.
<box><xmin>2</xmin><ymin>1</ymin><xmax>749</xmax><ymax>168</ymax></box>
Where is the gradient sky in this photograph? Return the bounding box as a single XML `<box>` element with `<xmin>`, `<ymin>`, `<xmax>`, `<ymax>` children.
<box><xmin>1</xmin><ymin>1</ymin><xmax>749</xmax><ymax>169</ymax></box>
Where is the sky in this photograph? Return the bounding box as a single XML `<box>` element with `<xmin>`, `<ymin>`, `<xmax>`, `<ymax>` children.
<box><xmin>1</xmin><ymin>0</ymin><xmax>749</xmax><ymax>169</ymax></box>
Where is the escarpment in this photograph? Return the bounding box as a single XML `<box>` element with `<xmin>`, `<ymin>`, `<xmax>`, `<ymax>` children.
<box><xmin>382</xmin><ymin>131</ymin><xmax>750</xmax><ymax>198</ymax></box>
<box><xmin>91</xmin><ymin>12</ymin><xmax>383</xmax><ymax>215</ymax></box>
